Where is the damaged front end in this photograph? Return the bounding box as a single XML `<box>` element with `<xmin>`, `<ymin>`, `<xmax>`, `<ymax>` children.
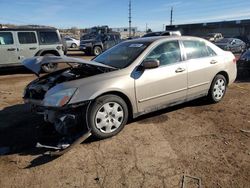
<box><xmin>22</xmin><ymin>56</ymin><xmax>116</xmax><ymax>154</ymax></box>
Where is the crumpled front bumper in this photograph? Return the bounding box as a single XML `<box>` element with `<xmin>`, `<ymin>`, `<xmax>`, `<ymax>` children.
<box><xmin>25</xmin><ymin>98</ymin><xmax>91</xmax><ymax>135</ymax></box>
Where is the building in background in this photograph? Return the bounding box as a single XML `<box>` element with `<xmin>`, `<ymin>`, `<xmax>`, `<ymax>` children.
<box><xmin>111</xmin><ymin>27</ymin><xmax>145</xmax><ymax>39</ymax></box>
<box><xmin>165</xmin><ymin>19</ymin><xmax>250</xmax><ymax>39</ymax></box>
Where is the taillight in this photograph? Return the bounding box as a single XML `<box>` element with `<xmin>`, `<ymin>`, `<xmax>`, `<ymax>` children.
<box><xmin>233</xmin><ymin>58</ymin><xmax>236</xmax><ymax>63</ymax></box>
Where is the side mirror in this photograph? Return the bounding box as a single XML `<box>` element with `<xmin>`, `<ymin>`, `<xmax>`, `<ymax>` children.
<box><xmin>142</xmin><ymin>59</ymin><xmax>160</xmax><ymax>69</ymax></box>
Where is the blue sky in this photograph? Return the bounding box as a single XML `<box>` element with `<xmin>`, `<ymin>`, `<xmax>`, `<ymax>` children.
<box><xmin>0</xmin><ymin>0</ymin><xmax>250</xmax><ymax>31</ymax></box>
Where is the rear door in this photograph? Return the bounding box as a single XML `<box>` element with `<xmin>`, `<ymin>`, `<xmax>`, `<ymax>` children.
<box><xmin>0</xmin><ymin>31</ymin><xmax>19</xmax><ymax>65</ymax></box>
<box><xmin>181</xmin><ymin>39</ymin><xmax>222</xmax><ymax>99</ymax></box>
<box><xmin>16</xmin><ymin>31</ymin><xmax>39</xmax><ymax>62</ymax></box>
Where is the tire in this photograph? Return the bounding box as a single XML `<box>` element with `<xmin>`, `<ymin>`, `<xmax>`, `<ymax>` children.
<box><xmin>41</xmin><ymin>53</ymin><xmax>58</xmax><ymax>73</ymax></box>
<box><xmin>207</xmin><ymin>74</ymin><xmax>227</xmax><ymax>103</ymax></box>
<box><xmin>71</xmin><ymin>43</ymin><xmax>77</xmax><ymax>48</ymax></box>
<box><xmin>93</xmin><ymin>46</ymin><xmax>102</xmax><ymax>56</ymax></box>
<box><xmin>88</xmin><ymin>95</ymin><xmax>128</xmax><ymax>139</ymax></box>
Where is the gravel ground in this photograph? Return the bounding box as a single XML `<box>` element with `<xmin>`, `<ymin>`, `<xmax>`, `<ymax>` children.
<box><xmin>0</xmin><ymin>51</ymin><xmax>249</xmax><ymax>188</ymax></box>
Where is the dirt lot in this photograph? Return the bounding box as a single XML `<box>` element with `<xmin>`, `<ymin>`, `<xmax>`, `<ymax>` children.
<box><xmin>0</xmin><ymin>51</ymin><xmax>250</xmax><ymax>187</ymax></box>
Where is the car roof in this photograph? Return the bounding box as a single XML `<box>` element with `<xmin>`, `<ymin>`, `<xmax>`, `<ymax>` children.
<box><xmin>126</xmin><ymin>36</ymin><xmax>204</xmax><ymax>43</ymax></box>
<box><xmin>0</xmin><ymin>27</ymin><xmax>57</xmax><ymax>31</ymax></box>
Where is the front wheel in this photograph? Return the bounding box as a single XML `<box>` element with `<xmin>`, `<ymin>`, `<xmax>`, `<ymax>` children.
<box><xmin>71</xmin><ymin>43</ymin><xmax>77</xmax><ymax>48</ymax></box>
<box><xmin>207</xmin><ymin>74</ymin><xmax>227</xmax><ymax>103</ymax></box>
<box><xmin>41</xmin><ymin>53</ymin><xmax>58</xmax><ymax>73</ymax></box>
<box><xmin>87</xmin><ymin>95</ymin><xmax>128</xmax><ymax>139</ymax></box>
<box><xmin>93</xmin><ymin>46</ymin><xmax>102</xmax><ymax>56</ymax></box>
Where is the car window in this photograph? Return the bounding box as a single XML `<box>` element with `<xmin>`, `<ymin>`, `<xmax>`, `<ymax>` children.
<box><xmin>183</xmin><ymin>40</ymin><xmax>215</xmax><ymax>60</ymax></box>
<box><xmin>39</xmin><ymin>31</ymin><xmax>59</xmax><ymax>44</ymax></box>
<box><xmin>207</xmin><ymin>46</ymin><xmax>217</xmax><ymax>56</ymax></box>
<box><xmin>145</xmin><ymin>41</ymin><xmax>181</xmax><ymax>66</ymax></box>
<box><xmin>0</xmin><ymin>32</ymin><xmax>14</xmax><ymax>45</ymax></box>
<box><xmin>94</xmin><ymin>42</ymin><xmax>151</xmax><ymax>68</ymax></box>
<box><xmin>18</xmin><ymin>32</ymin><xmax>37</xmax><ymax>44</ymax></box>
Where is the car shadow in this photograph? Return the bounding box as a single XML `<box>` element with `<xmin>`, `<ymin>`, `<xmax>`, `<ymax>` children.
<box><xmin>0</xmin><ymin>66</ymin><xmax>33</xmax><ymax>76</ymax></box>
<box><xmin>134</xmin><ymin>97</ymin><xmax>211</xmax><ymax>124</ymax></box>
<box><xmin>0</xmin><ymin>103</ymin><xmax>97</xmax><ymax>168</ymax></box>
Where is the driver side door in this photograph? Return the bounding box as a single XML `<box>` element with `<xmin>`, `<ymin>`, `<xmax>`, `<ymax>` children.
<box><xmin>135</xmin><ymin>40</ymin><xmax>188</xmax><ymax>113</ymax></box>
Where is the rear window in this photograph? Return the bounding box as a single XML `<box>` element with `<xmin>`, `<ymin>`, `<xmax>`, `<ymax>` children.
<box><xmin>18</xmin><ymin>32</ymin><xmax>37</xmax><ymax>44</ymax></box>
<box><xmin>183</xmin><ymin>40</ymin><xmax>216</xmax><ymax>60</ymax></box>
<box><xmin>39</xmin><ymin>31</ymin><xmax>59</xmax><ymax>44</ymax></box>
<box><xmin>0</xmin><ymin>32</ymin><xmax>13</xmax><ymax>45</ymax></box>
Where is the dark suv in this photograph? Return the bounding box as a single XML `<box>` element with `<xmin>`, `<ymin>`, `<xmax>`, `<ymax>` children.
<box><xmin>80</xmin><ymin>32</ymin><xmax>121</xmax><ymax>56</ymax></box>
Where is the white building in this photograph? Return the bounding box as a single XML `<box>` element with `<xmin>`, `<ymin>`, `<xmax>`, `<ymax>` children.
<box><xmin>111</xmin><ymin>27</ymin><xmax>145</xmax><ymax>39</ymax></box>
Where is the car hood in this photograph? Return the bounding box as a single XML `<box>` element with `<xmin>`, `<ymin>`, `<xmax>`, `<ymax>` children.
<box><xmin>22</xmin><ymin>56</ymin><xmax>115</xmax><ymax>76</ymax></box>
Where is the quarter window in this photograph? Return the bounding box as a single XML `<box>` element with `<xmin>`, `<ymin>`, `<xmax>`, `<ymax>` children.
<box><xmin>39</xmin><ymin>31</ymin><xmax>59</xmax><ymax>44</ymax></box>
<box><xmin>18</xmin><ymin>32</ymin><xmax>37</xmax><ymax>44</ymax></box>
<box><xmin>0</xmin><ymin>32</ymin><xmax>13</xmax><ymax>45</ymax></box>
<box><xmin>183</xmin><ymin>40</ymin><xmax>216</xmax><ymax>60</ymax></box>
<box><xmin>145</xmin><ymin>41</ymin><xmax>181</xmax><ymax>66</ymax></box>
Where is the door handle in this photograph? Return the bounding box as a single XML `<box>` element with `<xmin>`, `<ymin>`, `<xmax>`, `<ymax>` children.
<box><xmin>7</xmin><ymin>48</ymin><xmax>16</xmax><ymax>51</ymax></box>
<box><xmin>29</xmin><ymin>47</ymin><xmax>37</xmax><ymax>50</ymax></box>
<box><xmin>175</xmin><ymin>67</ymin><xmax>185</xmax><ymax>73</ymax></box>
<box><xmin>210</xmin><ymin>60</ymin><xmax>217</xmax><ymax>64</ymax></box>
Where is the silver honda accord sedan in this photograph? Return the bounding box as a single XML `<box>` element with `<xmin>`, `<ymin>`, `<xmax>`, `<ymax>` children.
<box><xmin>23</xmin><ymin>36</ymin><xmax>237</xmax><ymax>139</ymax></box>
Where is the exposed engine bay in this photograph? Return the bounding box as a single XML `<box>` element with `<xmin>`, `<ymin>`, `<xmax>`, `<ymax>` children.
<box><xmin>24</xmin><ymin>64</ymin><xmax>112</xmax><ymax>100</ymax></box>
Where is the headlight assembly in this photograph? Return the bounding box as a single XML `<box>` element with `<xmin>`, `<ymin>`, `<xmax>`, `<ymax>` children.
<box><xmin>43</xmin><ymin>88</ymin><xmax>77</xmax><ymax>107</ymax></box>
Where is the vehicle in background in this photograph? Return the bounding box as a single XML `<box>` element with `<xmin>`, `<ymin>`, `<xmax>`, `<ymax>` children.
<box><xmin>0</xmin><ymin>27</ymin><xmax>64</xmax><ymax>72</ymax></box>
<box><xmin>142</xmin><ymin>30</ymin><xmax>181</xmax><ymax>38</ymax></box>
<box><xmin>23</xmin><ymin>36</ymin><xmax>236</xmax><ymax>139</ymax></box>
<box><xmin>80</xmin><ymin>26</ymin><xmax>121</xmax><ymax>56</ymax></box>
<box><xmin>64</xmin><ymin>36</ymin><xmax>80</xmax><ymax>48</ymax></box>
<box><xmin>215</xmin><ymin>38</ymin><xmax>246</xmax><ymax>53</ymax></box>
<box><xmin>237</xmin><ymin>49</ymin><xmax>250</xmax><ymax>77</ymax></box>
<box><xmin>61</xmin><ymin>36</ymin><xmax>68</xmax><ymax>55</ymax></box>
<box><xmin>205</xmin><ymin>33</ymin><xmax>223</xmax><ymax>42</ymax></box>
<box><xmin>233</xmin><ymin>35</ymin><xmax>250</xmax><ymax>48</ymax></box>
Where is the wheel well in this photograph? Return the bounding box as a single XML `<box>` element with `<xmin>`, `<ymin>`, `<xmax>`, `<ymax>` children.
<box><xmin>93</xmin><ymin>45</ymin><xmax>102</xmax><ymax>50</ymax></box>
<box><xmin>40</xmin><ymin>50</ymin><xmax>60</xmax><ymax>56</ymax></box>
<box><xmin>97</xmin><ymin>91</ymin><xmax>133</xmax><ymax>120</ymax></box>
<box><xmin>216</xmin><ymin>71</ymin><xmax>229</xmax><ymax>85</ymax></box>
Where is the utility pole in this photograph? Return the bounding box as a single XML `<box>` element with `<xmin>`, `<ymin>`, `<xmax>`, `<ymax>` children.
<box><xmin>129</xmin><ymin>0</ymin><xmax>132</xmax><ymax>38</ymax></box>
<box><xmin>170</xmin><ymin>7</ymin><xmax>173</xmax><ymax>25</ymax></box>
<box><xmin>146</xmin><ymin>23</ymin><xmax>148</xmax><ymax>32</ymax></box>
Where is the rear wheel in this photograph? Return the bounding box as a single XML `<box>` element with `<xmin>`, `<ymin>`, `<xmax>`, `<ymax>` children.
<box><xmin>88</xmin><ymin>95</ymin><xmax>128</xmax><ymax>139</ymax></box>
<box><xmin>207</xmin><ymin>74</ymin><xmax>227</xmax><ymax>103</ymax></box>
<box><xmin>41</xmin><ymin>53</ymin><xmax>58</xmax><ymax>73</ymax></box>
